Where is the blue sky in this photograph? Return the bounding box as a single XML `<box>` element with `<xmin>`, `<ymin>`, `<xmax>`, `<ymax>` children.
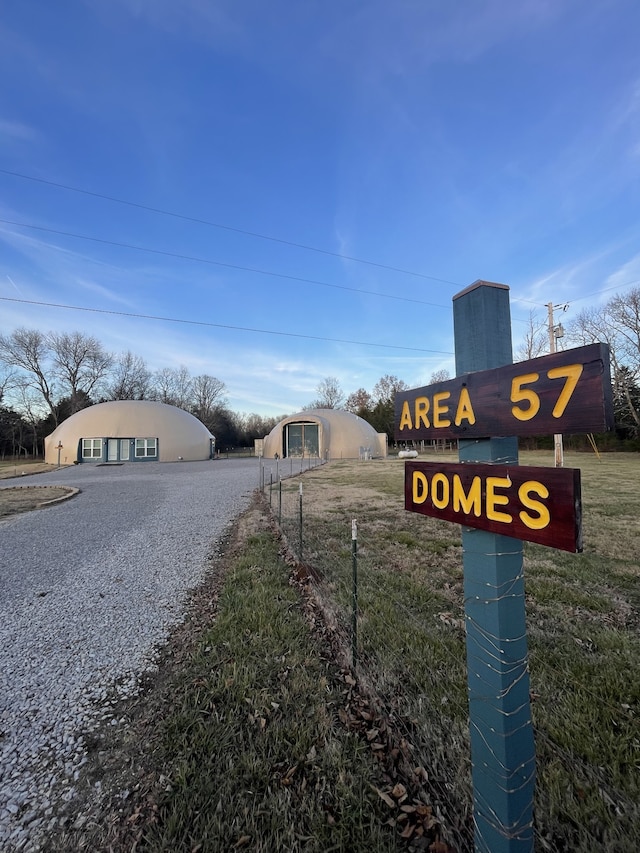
<box><xmin>1</xmin><ymin>0</ymin><xmax>639</xmax><ymax>416</ymax></box>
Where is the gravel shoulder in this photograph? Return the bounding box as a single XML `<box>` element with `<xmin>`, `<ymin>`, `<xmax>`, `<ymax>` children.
<box><xmin>0</xmin><ymin>459</ymin><xmax>259</xmax><ymax>852</ymax></box>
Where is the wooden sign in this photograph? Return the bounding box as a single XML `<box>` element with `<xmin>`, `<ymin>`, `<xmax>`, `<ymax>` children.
<box><xmin>395</xmin><ymin>343</ymin><xmax>613</xmax><ymax>441</ymax></box>
<box><xmin>405</xmin><ymin>460</ymin><xmax>582</xmax><ymax>552</ymax></box>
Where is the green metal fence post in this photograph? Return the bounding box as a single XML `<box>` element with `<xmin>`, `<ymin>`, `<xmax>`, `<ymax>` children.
<box><xmin>298</xmin><ymin>482</ymin><xmax>303</xmax><ymax>561</ymax></box>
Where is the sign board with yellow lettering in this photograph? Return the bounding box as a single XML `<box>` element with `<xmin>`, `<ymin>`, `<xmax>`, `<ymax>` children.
<box><xmin>395</xmin><ymin>343</ymin><xmax>613</xmax><ymax>441</ymax></box>
<box><xmin>405</xmin><ymin>460</ymin><xmax>582</xmax><ymax>552</ymax></box>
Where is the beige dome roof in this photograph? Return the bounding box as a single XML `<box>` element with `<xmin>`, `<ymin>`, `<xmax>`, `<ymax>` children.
<box><xmin>44</xmin><ymin>400</ymin><xmax>214</xmax><ymax>465</ymax></box>
<box><xmin>262</xmin><ymin>409</ymin><xmax>387</xmax><ymax>460</ymax></box>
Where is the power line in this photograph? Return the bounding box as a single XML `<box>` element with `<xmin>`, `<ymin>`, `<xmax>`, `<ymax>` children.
<box><xmin>0</xmin><ymin>296</ymin><xmax>454</xmax><ymax>355</ymax></box>
<box><xmin>0</xmin><ymin>217</ymin><xmax>535</xmax><ymax>325</ymax></box>
<box><xmin>0</xmin><ymin>168</ymin><xmax>461</xmax><ymax>286</ymax></box>
<box><xmin>510</xmin><ymin>278</ymin><xmax>640</xmax><ymax>311</ymax></box>
<box><xmin>569</xmin><ymin>278</ymin><xmax>640</xmax><ymax>303</ymax></box>
<box><xmin>0</xmin><ymin>218</ymin><xmax>450</xmax><ymax>310</ymax></box>
<box><xmin>3</xmin><ymin>171</ymin><xmax>638</xmax><ymax>315</ymax></box>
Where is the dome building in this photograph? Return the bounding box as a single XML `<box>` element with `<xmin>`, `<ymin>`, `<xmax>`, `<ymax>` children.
<box><xmin>44</xmin><ymin>400</ymin><xmax>215</xmax><ymax>465</ymax></box>
<box><xmin>261</xmin><ymin>409</ymin><xmax>387</xmax><ymax>460</ymax></box>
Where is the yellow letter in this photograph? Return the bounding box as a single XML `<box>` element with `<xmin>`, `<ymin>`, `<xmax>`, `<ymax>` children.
<box><xmin>431</xmin><ymin>472</ymin><xmax>450</xmax><ymax>509</ymax></box>
<box><xmin>412</xmin><ymin>470</ymin><xmax>428</xmax><ymax>504</ymax></box>
<box><xmin>518</xmin><ymin>480</ymin><xmax>550</xmax><ymax>529</ymax></box>
<box><xmin>486</xmin><ymin>476</ymin><xmax>512</xmax><ymax>523</ymax></box>
<box><xmin>399</xmin><ymin>401</ymin><xmax>412</xmax><ymax>431</ymax></box>
<box><xmin>415</xmin><ymin>396</ymin><xmax>430</xmax><ymax>429</ymax></box>
<box><xmin>452</xmin><ymin>475</ymin><xmax>481</xmax><ymax>516</ymax></box>
<box><xmin>454</xmin><ymin>387</ymin><xmax>476</xmax><ymax>426</ymax></box>
<box><xmin>433</xmin><ymin>392</ymin><xmax>451</xmax><ymax>428</ymax></box>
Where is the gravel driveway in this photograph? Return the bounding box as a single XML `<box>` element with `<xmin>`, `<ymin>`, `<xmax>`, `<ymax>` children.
<box><xmin>0</xmin><ymin>459</ymin><xmax>259</xmax><ymax>851</ymax></box>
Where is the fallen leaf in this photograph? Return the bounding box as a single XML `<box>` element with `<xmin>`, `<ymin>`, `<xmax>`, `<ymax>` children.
<box><xmin>370</xmin><ymin>784</ymin><xmax>395</xmax><ymax>808</ymax></box>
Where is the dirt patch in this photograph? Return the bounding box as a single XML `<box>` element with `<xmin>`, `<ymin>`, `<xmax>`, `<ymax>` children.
<box><xmin>0</xmin><ymin>486</ymin><xmax>79</xmax><ymax>518</ymax></box>
<box><xmin>0</xmin><ymin>462</ymin><xmax>62</xmax><ymax>480</ymax></box>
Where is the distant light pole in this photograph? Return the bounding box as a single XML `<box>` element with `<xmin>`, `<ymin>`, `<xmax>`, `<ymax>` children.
<box><xmin>547</xmin><ymin>302</ymin><xmax>568</xmax><ymax>467</ymax></box>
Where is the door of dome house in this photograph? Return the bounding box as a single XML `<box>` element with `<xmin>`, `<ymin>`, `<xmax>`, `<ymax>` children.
<box><xmin>284</xmin><ymin>423</ymin><xmax>319</xmax><ymax>457</ymax></box>
<box><xmin>107</xmin><ymin>439</ymin><xmax>131</xmax><ymax>462</ymax></box>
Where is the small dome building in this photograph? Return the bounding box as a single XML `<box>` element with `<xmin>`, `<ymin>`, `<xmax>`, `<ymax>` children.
<box><xmin>261</xmin><ymin>409</ymin><xmax>387</xmax><ymax>460</ymax></box>
<box><xmin>44</xmin><ymin>400</ymin><xmax>215</xmax><ymax>465</ymax></box>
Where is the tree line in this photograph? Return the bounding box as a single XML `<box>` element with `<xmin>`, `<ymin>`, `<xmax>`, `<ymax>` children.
<box><xmin>0</xmin><ymin>330</ymin><xmax>285</xmax><ymax>458</ymax></box>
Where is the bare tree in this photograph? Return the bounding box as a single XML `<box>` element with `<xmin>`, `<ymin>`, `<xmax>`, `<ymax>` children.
<box><xmin>107</xmin><ymin>351</ymin><xmax>152</xmax><ymax>400</ymax></box>
<box><xmin>429</xmin><ymin>368</ymin><xmax>451</xmax><ymax>384</ymax></box>
<box><xmin>0</xmin><ymin>328</ymin><xmax>57</xmax><ymax>421</ymax></box>
<box><xmin>345</xmin><ymin>387</ymin><xmax>373</xmax><ymax>414</ymax></box>
<box><xmin>306</xmin><ymin>376</ymin><xmax>345</xmax><ymax>409</ymax></box>
<box><xmin>0</xmin><ymin>365</ymin><xmax>18</xmax><ymax>405</ymax></box>
<box><xmin>234</xmin><ymin>412</ymin><xmax>283</xmax><ymax>444</ymax></box>
<box><xmin>373</xmin><ymin>374</ymin><xmax>409</xmax><ymax>404</ymax></box>
<box><xmin>152</xmin><ymin>365</ymin><xmax>193</xmax><ymax>409</ymax></box>
<box><xmin>515</xmin><ymin>311</ymin><xmax>549</xmax><ymax>362</ymax></box>
<box><xmin>13</xmin><ymin>384</ymin><xmax>45</xmax><ymax>456</ymax></box>
<box><xmin>608</xmin><ymin>287</ymin><xmax>640</xmax><ymax>370</ymax></box>
<box><xmin>191</xmin><ymin>374</ymin><xmax>227</xmax><ymax>428</ymax></box>
<box><xmin>364</xmin><ymin>374</ymin><xmax>409</xmax><ymax>440</ymax></box>
<box><xmin>604</xmin><ymin>288</ymin><xmax>640</xmax><ymax>433</ymax></box>
<box><xmin>567</xmin><ymin>294</ymin><xmax>640</xmax><ymax>433</ymax></box>
<box><xmin>49</xmin><ymin>331</ymin><xmax>113</xmax><ymax>414</ymax></box>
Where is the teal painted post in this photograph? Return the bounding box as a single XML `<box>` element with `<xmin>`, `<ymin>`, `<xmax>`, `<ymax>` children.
<box><xmin>351</xmin><ymin>519</ymin><xmax>358</xmax><ymax>671</ymax></box>
<box><xmin>453</xmin><ymin>281</ymin><xmax>535</xmax><ymax>853</ymax></box>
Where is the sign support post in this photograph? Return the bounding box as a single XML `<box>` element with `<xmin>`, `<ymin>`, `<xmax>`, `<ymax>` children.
<box><xmin>453</xmin><ymin>282</ymin><xmax>535</xmax><ymax>853</ymax></box>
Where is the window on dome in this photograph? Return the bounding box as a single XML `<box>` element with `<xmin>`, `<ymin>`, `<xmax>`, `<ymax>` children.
<box><xmin>81</xmin><ymin>438</ymin><xmax>103</xmax><ymax>460</ymax></box>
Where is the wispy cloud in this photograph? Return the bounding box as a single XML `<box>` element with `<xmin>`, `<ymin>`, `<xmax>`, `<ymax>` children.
<box><xmin>101</xmin><ymin>0</ymin><xmax>245</xmax><ymax>44</ymax></box>
<box><xmin>74</xmin><ymin>277</ymin><xmax>137</xmax><ymax>307</ymax></box>
<box><xmin>603</xmin><ymin>252</ymin><xmax>640</xmax><ymax>295</ymax></box>
<box><xmin>0</xmin><ymin>118</ymin><xmax>37</xmax><ymax>143</ymax></box>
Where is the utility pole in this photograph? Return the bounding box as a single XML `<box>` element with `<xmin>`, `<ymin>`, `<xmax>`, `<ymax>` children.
<box><xmin>547</xmin><ymin>302</ymin><xmax>567</xmax><ymax>467</ymax></box>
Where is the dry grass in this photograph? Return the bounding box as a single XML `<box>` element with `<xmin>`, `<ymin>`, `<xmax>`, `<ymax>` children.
<box><xmin>0</xmin><ymin>485</ymin><xmax>77</xmax><ymax>517</ymax></box>
<box><xmin>274</xmin><ymin>451</ymin><xmax>640</xmax><ymax>852</ymax></box>
<box><xmin>0</xmin><ymin>460</ymin><xmax>61</xmax><ymax>479</ymax></box>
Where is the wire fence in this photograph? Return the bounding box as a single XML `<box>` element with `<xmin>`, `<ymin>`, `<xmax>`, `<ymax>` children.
<box><xmin>261</xmin><ymin>460</ymin><xmax>639</xmax><ymax>853</ymax></box>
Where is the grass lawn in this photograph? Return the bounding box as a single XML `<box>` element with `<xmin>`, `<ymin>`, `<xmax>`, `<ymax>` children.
<box><xmin>273</xmin><ymin>450</ymin><xmax>640</xmax><ymax>852</ymax></box>
<box><xmin>0</xmin><ymin>460</ymin><xmax>59</xmax><ymax>479</ymax></box>
<box><xmin>47</xmin><ymin>450</ymin><xmax>638</xmax><ymax>853</ymax></box>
